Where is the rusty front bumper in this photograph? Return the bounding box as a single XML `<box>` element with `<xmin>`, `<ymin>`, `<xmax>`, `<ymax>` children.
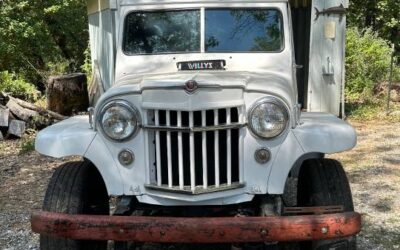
<box><xmin>31</xmin><ymin>211</ymin><xmax>361</xmax><ymax>243</ymax></box>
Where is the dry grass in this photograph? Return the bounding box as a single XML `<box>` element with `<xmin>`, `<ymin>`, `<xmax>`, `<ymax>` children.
<box><xmin>331</xmin><ymin>120</ymin><xmax>400</xmax><ymax>249</ymax></box>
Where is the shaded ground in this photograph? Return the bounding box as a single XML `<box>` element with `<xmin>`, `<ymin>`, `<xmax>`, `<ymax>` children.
<box><xmin>0</xmin><ymin>119</ymin><xmax>399</xmax><ymax>249</ymax></box>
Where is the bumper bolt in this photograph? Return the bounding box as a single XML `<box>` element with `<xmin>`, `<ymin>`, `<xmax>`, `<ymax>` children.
<box><xmin>260</xmin><ymin>229</ymin><xmax>268</xmax><ymax>237</ymax></box>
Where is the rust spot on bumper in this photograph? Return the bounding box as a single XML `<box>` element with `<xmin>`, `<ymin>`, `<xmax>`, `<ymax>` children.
<box><xmin>31</xmin><ymin>211</ymin><xmax>361</xmax><ymax>243</ymax></box>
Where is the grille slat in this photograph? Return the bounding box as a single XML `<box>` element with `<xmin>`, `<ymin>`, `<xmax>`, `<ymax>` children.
<box><xmin>227</xmin><ymin>108</ymin><xmax>232</xmax><ymax>185</ymax></box>
<box><xmin>189</xmin><ymin>112</ymin><xmax>195</xmax><ymax>191</ymax></box>
<box><xmin>155</xmin><ymin>110</ymin><xmax>162</xmax><ymax>187</ymax></box>
<box><xmin>214</xmin><ymin>110</ymin><xmax>220</xmax><ymax>187</ymax></box>
<box><xmin>177</xmin><ymin>111</ymin><xmax>184</xmax><ymax>189</ymax></box>
<box><xmin>201</xmin><ymin>110</ymin><xmax>208</xmax><ymax>189</ymax></box>
<box><xmin>166</xmin><ymin>111</ymin><xmax>173</xmax><ymax>188</ymax></box>
<box><xmin>147</xmin><ymin>107</ymin><xmax>243</xmax><ymax>194</ymax></box>
<box><xmin>239</xmin><ymin>108</ymin><xmax>244</xmax><ymax>183</ymax></box>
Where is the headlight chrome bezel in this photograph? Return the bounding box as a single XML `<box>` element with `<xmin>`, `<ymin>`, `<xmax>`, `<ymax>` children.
<box><xmin>98</xmin><ymin>100</ymin><xmax>141</xmax><ymax>142</ymax></box>
<box><xmin>248</xmin><ymin>97</ymin><xmax>290</xmax><ymax>140</ymax></box>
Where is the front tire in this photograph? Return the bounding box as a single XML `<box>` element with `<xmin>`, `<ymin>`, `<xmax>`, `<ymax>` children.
<box><xmin>297</xmin><ymin>158</ymin><xmax>357</xmax><ymax>250</ymax></box>
<box><xmin>40</xmin><ymin>160</ymin><xmax>109</xmax><ymax>250</ymax></box>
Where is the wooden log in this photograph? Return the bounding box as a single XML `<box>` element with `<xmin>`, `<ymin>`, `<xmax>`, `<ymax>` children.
<box><xmin>6</xmin><ymin>98</ymin><xmax>39</xmax><ymax>122</ymax></box>
<box><xmin>0</xmin><ymin>92</ymin><xmax>67</xmax><ymax>130</ymax></box>
<box><xmin>0</xmin><ymin>105</ymin><xmax>9</xmax><ymax>127</ymax></box>
<box><xmin>47</xmin><ymin>73</ymin><xmax>89</xmax><ymax>116</ymax></box>
<box><xmin>1</xmin><ymin>92</ymin><xmax>67</xmax><ymax>121</ymax></box>
<box><xmin>8</xmin><ymin>120</ymin><xmax>26</xmax><ymax>138</ymax></box>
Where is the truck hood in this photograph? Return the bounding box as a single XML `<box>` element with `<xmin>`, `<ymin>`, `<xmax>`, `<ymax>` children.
<box><xmin>99</xmin><ymin>71</ymin><xmax>296</xmax><ymax>109</ymax></box>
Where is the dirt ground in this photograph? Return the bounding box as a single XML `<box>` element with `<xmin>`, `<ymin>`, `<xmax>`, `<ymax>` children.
<box><xmin>0</xmin><ymin>119</ymin><xmax>399</xmax><ymax>250</ymax></box>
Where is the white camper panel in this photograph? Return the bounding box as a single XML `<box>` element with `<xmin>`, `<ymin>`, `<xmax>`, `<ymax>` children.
<box><xmin>87</xmin><ymin>0</ymin><xmax>119</xmax><ymax>104</ymax></box>
<box><xmin>307</xmin><ymin>0</ymin><xmax>348</xmax><ymax>116</ymax></box>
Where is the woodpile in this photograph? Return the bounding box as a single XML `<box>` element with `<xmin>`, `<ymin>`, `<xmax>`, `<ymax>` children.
<box><xmin>0</xmin><ymin>92</ymin><xmax>67</xmax><ymax>140</ymax></box>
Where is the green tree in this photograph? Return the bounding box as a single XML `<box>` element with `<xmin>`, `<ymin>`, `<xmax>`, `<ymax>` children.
<box><xmin>345</xmin><ymin>27</ymin><xmax>394</xmax><ymax>104</ymax></box>
<box><xmin>0</xmin><ymin>0</ymin><xmax>88</xmax><ymax>88</ymax></box>
<box><xmin>348</xmin><ymin>0</ymin><xmax>399</xmax><ymax>55</ymax></box>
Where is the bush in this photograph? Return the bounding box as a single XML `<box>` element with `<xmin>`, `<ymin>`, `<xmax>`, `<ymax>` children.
<box><xmin>19</xmin><ymin>137</ymin><xmax>35</xmax><ymax>155</ymax></box>
<box><xmin>0</xmin><ymin>71</ymin><xmax>39</xmax><ymax>101</ymax></box>
<box><xmin>345</xmin><ymin>27</ymin><xmax>395</xmax><ymax>104</ymax></box>
<box><xmin>81</xmin><ymin>44</ymin><xmax>92</xmax><ymax>83</ymax></box>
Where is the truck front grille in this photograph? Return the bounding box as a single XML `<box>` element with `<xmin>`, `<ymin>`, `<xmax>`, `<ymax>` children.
<box><xmin>144</xmin><ymin>107</ymin><xmax>245</xmax><ymax>194</ymax></box>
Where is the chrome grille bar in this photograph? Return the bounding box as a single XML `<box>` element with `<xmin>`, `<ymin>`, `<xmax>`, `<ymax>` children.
<box><xmin>189</xmin><ymin>111</ymin><xmax>195</xmax><ymax>191</ymax></box>
<box><xmin>177</xmin><ymin>111</ymin><xmax>184</xmax><ymax>190</ymax></box>
<box><xmin>201</xmin><ymin>110</ymin><xmax>208</xmax><ymax>189</ymax></box>
<box><xmin>226</xmin><ymin>108</ymin><xmax>232</xmax><ymax>185</ymax></box>
<box><xmin>214</xmin><ymin>109</ymin><xmax>220</xmax><ymax>187</ymax></box>
<box><xmin>166</xmin><ymin>110</ymin><xmax>172</xmax><ymax>188</ymax></box>
<box><xmin>142</xmin><ymin>123</ymin><xmax>246</xmax><ymax>132</ymax></box>
<box><xmin>147</xmin><ymin>107</ymin><xmax>243</xmax><ymax>194</ymax></box>
<box><xmin>239</xmin><ymin>107</ymin><xmax>245</xmax><ymax>183</ymax></box>
<box><xmin>155</xmin><ymin>110</ymin><xmax>162</xmax><ymax>186</ymax></box>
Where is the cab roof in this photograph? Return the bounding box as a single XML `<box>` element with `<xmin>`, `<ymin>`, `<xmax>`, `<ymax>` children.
<box><xmin>88</xmin><ymin>0</ymin><xmax>288</xmax><ymax>15</ymax></box>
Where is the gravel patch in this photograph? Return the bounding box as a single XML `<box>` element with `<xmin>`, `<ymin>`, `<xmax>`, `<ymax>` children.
<box><xmin>331</xmin><ymin>120</ymin><xmax>400</xmax><ymax>250</ymax></box>
<box><xmin>0</xmin><ymin>212</ymin><xmax>38</xmax><ymax>250</ymax></box>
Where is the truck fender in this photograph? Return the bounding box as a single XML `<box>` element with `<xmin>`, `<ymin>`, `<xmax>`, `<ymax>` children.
<box><xmin>267</xmin><ymin>112</ymin><xmax>356</xmax><ymax>194</ymax></box>
<box><xmin>35</xmin><ymin>116</ymin><xmax>124</xmax><ymax>195</ymax></box>
<box><xmin>293</xmin><ymin>112</ymin><xmax>357</xmax><ymax>153</ymax></box>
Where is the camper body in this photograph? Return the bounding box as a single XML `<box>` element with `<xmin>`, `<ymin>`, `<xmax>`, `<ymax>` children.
<box><xmin>32</xmin><ymin>0</ymin><xmax>361</xmax><ymax>249</ymax></box>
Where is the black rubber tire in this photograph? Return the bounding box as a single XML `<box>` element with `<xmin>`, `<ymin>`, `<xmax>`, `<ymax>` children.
<box><xmin>297</xmin><ymin>159</ymin><xmax>357</xmax><ymax>250</ymax></box>
<box><xmin>40</xmin><ymin>160</ymin><xmax>109</xmax><ymax>250</ymax></box>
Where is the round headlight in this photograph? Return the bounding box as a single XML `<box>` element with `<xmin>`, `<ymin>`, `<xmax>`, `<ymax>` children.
<box><xmin>248</xmin><ymin>98</ymin><xmax>289</xmax><ymax>139</ymax></box>
<box><xmin>99</xmin><ymin>101</ymin><xmax>140</xmax><ymax>141</ymax></box>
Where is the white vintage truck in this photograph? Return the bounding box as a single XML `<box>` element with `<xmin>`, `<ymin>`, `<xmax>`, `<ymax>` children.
<box><xmin>31</xmin><ymin>0</ymin><xmax>361</xmax><ymax>249</ymax></box>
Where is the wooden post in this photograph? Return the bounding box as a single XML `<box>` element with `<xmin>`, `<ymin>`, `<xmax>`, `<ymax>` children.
<box><xmin>387</xmin><ymin>44</ymin><xmax>395</xmax><ymax>115</ymax></box>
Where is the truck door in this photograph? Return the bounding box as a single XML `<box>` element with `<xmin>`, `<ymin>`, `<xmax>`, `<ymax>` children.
<box><xmin>307</xmin><ymin>0</ymin><xmax>348</xmax><ymax>116</ymax></box>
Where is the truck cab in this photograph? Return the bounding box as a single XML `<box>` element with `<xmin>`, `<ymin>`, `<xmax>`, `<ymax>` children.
<box><xmin>32</xmin><ymin>1</ymin><xmax>361</xmax><ymax>249</ymax></box>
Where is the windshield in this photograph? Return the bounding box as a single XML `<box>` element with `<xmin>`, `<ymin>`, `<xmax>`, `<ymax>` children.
<box><xmin>124</xmin><ymin>10</ymin><xmax>201</xmax><ymax>55</ymax></box>
<box><xmin>123</xmin><ymin>8</ymin><xmax>283</xmax><ymax>55</ymax></box>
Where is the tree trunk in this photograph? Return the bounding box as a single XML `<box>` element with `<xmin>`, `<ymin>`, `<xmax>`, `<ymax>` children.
<box><xmin>47</xmin><ymin>73</ymin><xmax>89</xmax><ymax>116</ymax></box>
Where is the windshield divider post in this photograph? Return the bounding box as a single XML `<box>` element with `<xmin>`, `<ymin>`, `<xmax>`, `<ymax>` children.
<box><xmin>200</xmin><ymin>7</ymin><xmax>205</xmax><ymax>53</ymax></box>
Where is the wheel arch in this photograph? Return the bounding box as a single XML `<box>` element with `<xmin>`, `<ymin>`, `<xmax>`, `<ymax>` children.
<box><xmin>289</xmin><ymin>152</ymin><xmax>325</xmax><ymax>178</ymax></box>
<box><xmin>35</xmin><ymin>116</ymin><xmax>125</xmax><ymax>195</ymax></box>
<box><xmin>268</xmin><ymin>112</ymin><xmax>356</xmax><ymax>194</ymax></box>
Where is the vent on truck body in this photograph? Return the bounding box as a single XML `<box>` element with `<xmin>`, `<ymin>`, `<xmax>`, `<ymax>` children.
<box><xmin>144</xmin><ymin>107</ymin><xmax>245</xmax><ymax>194</ymax></box>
